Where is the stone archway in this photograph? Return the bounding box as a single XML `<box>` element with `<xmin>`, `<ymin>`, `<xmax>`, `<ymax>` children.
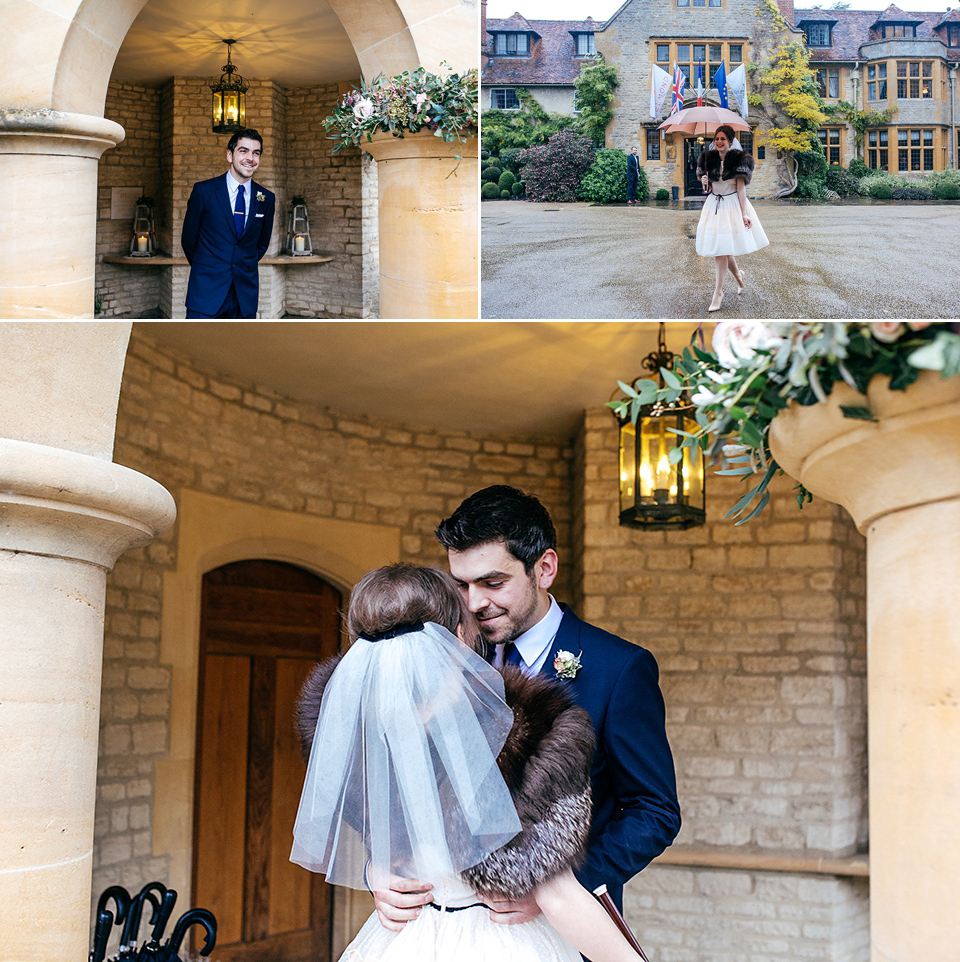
<box><xmin>2</xmin><ymin>0</ymin><xmax>477</xmax><ymax>318</ymax></box>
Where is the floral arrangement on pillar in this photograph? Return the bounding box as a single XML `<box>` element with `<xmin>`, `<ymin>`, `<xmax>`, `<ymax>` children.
<box><xmin>609</xmin><ymin>322</ymin><xmax>960</xmax><ymax>523</ymax></box>
<box><xmin>322</xmin><ymin>64</ymin><xmax>478</xmax><ymax>152</ymax></box>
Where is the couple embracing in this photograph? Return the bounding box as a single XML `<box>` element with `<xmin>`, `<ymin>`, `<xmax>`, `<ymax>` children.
<box><xmin>292</xmin><ymin>485</ymin><xmax>681</xmax><ymax>962</ymax></box>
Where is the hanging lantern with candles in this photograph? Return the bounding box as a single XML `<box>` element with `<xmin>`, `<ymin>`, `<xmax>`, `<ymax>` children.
<box><xmin>613</xmin><ymin>324</ymin><xmax>706</xmax><ymax>530</ymax></box>
<box><xmin>128</xmin><ymin>196</ymin><xmax>156</xmax><ymax>257</ymax></box>
<box><xmin>211</xmin><ymin>40</ymin><xmax>248</xmax><ymax>135</ymax></box>
<box><xmin>285</xmin><ymin>196</ymin><xmax>313</xmax><ymax>256</ymax></box>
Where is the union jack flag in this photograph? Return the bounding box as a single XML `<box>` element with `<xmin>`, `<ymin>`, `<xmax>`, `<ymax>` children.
<box><xmin>670</xmin><ymin>63</ymin><xmax>685</xmax><ymax>115</ymax></box>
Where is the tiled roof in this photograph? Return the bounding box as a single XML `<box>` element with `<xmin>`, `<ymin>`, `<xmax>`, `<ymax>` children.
<box><xmin>933</xmin><ymin>7</ymin><xmax>960</xmax><ymax>26</ymax></box>
<box><xmin>871</xmin><ymin>3</ymin><xmax>924</xmax><ymax>23</ymax></box>
<box><xmin>483</xmin><ymin>17</ymin><xmax>599</xmax><ymax>86</ymax></box>
<box><xmin>795</xmin><ymin>7</ymin><xmax>957</xmax><ymax>60</ymax></box>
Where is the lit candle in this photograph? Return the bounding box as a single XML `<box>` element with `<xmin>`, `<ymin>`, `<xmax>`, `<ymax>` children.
<box><xmin>295</xmin><ymin>235</ymin><xmax>305</xmax><ymax>252</ymax></box>
<box><xmin>137</xmin><ymin>235</ymin><xmax>148</xmax><ymax>252</ymax></box>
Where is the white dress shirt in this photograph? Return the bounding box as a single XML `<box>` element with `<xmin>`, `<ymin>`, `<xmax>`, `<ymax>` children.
<box><xmin>226</xmin><ymin>171</ymin><xmax>251</xmax><ymax>231</ymax></box>
<box><xmin>496</xmin><ymin>594</ymin><xmax>563</xmax><ymax>676</ymax></box>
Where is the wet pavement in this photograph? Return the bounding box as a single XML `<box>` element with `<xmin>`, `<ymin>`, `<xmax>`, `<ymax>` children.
<box><xmin>480</xmin><ymin>199</ymin><xmax>960</xmax><ymax>319</ymax></box>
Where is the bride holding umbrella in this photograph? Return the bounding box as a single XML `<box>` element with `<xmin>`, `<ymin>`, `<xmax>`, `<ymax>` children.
<box><xmin>659</xmin><ymin>106</ymin><xmax>769</xmax><ymax>313</ymax></box>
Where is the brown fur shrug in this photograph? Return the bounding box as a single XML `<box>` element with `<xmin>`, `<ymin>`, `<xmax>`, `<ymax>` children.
<box><xmin>696</xmin><ymin>147</ymin><xmax>754</xmax><ymax>185</ymax></box>
<box><xmin>295</xmin><ymin>657</ymin><xmax>595</xmax><ymax>898</ymax></box>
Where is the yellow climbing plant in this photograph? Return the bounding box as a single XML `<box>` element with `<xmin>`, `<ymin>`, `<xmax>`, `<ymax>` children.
<box><xmin>751</xmin><ymin>0</ymin><xmax>826</xmax><ymax>152</ymax></box>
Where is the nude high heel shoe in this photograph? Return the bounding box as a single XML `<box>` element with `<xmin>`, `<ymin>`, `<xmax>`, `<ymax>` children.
<box><xmin>707</xmin><ymin>292</ymin><xmax>724</xmax><ymax>312</ymax></box>
<box><xmin>736</xmin><ymin>270</ymin><xmax>746</xmax><ymax>295</ymax></box>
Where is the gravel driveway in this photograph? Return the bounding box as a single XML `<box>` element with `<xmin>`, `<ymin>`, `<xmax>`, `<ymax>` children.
<box><xmin>480</xmin><ymin>199</ymin><xmax>960</xmax><ymax>319</ymax></box>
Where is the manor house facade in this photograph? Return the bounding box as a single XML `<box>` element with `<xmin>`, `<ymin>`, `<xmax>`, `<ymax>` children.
<box><xmin>481</xmin><ymin>0</ymin><xmax>960</xmax><ymax>198</ymax></box>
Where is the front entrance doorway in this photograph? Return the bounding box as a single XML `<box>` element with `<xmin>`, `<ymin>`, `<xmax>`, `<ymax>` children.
<box><xmin>684</xmin><ymin>138</ymin><xmax>709</xmax><ymax>196</ymax></box>
<box><xmin>193</xmin><ymin>560</ymin><xmax>342</xmax><ymax>962</ymax></box>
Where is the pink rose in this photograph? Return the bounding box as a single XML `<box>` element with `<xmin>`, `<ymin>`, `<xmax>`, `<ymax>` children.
<box><xmin>712</xmin><ymin>322</ymin><xmax>785</xmax><ymax>370</ymax></box>
<box><xmin>907</xmin><ymin>322</ymin><xmax>932</xmax><ymax>331</ymax></box>
<box><xmin>869</xmin><ymin>322</ymin><xmax>906</xmax><ymax>343</ymax></box>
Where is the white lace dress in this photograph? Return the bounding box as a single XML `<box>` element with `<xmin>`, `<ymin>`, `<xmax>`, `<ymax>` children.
<box><xmin>695</xmin><ymin>174</ymin><xmax>769</xmax><ymax>257</ymax></box>
<box><xmin>339</xmin><ymin>875</ymin><xmax>582</xmax><ymax>962</ymax></box>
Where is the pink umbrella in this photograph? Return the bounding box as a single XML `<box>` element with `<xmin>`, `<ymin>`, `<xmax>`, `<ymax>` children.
<box><xmin>658</xmin><ymin>105</ymin><xmax>751</xmax><ymax>135</ymax></box>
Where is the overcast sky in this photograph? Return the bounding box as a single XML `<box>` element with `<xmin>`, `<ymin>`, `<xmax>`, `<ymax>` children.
<box><xmin>487</xmin><ymin>0</ymin><xmax>952</xmax><ymax>21</ymax></box>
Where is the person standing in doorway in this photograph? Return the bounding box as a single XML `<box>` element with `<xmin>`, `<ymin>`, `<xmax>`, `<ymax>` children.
<box><xmin>181</xmin><ymin>128</ymin><xmax>276</xmax><ymax>318</ymax></box>
<box><xmin>626</xmin><ymin>147</ymin><xmax>641</xmax><ymax>205</ymax></box>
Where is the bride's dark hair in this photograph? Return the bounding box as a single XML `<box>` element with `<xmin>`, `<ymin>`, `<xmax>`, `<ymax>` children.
<box><xmin>346</xmin><ymin>563</ymin><xmax>467</xmax><ymax>643</ymax></box>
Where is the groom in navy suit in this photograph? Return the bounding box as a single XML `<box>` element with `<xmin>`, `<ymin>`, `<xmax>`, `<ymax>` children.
<box><xmin>181</xmin><ymin>128</ymin><xmax>275</xmax><ymax>318</ymax></box>
<box><xmin>373</xmin><ymin>485</ymin><xmax>680</xmax><ymax>929</ymax></box>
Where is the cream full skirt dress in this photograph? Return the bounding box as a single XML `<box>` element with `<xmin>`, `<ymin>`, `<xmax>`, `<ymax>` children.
<box><xmin>339</xmin><ymin>875</ymin><xmax>582</xmax><ymax>962</ymax></box>
<box><xmin>695</xmin><ymin>176</ymin><xmax>769</xmax><ymax>257</ymax></box>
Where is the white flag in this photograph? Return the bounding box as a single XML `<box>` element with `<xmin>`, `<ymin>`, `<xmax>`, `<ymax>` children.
<box><xmin>728</xmin><ymin>64</ymin><xmax>748</xmax><ymax>116</ymax></box>
<box><xmin>650</xmin><ymin>64</ymin><xmax>672</xmax><ymax>120</ymax></box>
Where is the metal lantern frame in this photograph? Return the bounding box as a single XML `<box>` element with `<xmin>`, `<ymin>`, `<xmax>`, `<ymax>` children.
<box><xmin>285</xmin><ymin>201</ymin><xmax>313</xmax><ymax>256</ymax></box>
<box><xmin>128</xmin><ymin>200</ymin><xmax>156</xmax><ymax>257</ymax></box>
<box><xmin>211</xmin><ymin>40</ymin><xmax>248</xmax><ymax>135</ymax></box>
<box><xmin>614</xmin><ymin>326</ymin><xmax>707</xmax><ymax>530</ymax></box>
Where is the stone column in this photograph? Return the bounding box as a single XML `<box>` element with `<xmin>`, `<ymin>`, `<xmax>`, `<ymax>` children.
<box><xmin>362</xmin><ymin>132</ymin><xmax>478</xmax><ymax>318</ymax></box>
<box><xmin>769</xmin><ymin>371</ymin><xmax>960</xmax><ymax>962</ymax></box>
<box><xmin>0</xmin><ymin>323</ymin><xmax>177</xmax><ymax>962</ymax></box>
<box><xmin>1</xmin><ymin>110</ymin><xmax>125</xmax><ymax>317</ymax></box>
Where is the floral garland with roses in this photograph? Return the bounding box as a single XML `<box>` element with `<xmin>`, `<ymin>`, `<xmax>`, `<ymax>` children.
<box><xmin>323</xmin><ymin>64</ymin><xmax>478</xmax><ymax>154</ymax></box>
<box><xmin>609</xmin><ymin>322</ymin><xmax>960</xmax><ymax>524</ymax></box>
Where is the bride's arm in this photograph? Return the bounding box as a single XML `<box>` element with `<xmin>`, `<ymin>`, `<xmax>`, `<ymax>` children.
<box><xmin>534</xmin><ymin>869</ymin><xmax>643</xmax><ymax>962</ymax></box>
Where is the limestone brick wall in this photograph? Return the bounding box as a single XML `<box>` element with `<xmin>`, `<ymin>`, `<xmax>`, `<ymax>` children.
<box><xmin>575</xmin><ymin>407</ymin><xmax>869</xmax><ymax>961</ymax></box>
<box><xmin>91</xmin><ymin>331</ymin><xmax>574</xmax><ymax>903</ymax></box>
<box><xmin>284</xmin><ymin>83</ymin><xmax>366</xmax><ymax>318</ymax></box>
<box><xmin>96</xmin><ymin>83</ymin><xmax>163</xmax><ymax>317</ymax></box>
<box><xmin>99</xmin><ymin>78</ymin><xmax>368</xmax><ymax>318</ymax></box>
<box><xmin>595</xmin><ymin>0</ymin><xmax>784</xmax><ymax>197</ymax></box>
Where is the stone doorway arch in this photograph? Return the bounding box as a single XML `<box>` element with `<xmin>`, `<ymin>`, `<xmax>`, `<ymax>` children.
<box><xmin>2</xmin><ymin>0</ymin><xmax>477</xmax><ymax>318</ymax></box>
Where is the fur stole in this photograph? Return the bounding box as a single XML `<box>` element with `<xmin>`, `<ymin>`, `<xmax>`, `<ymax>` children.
<box><xmin>696</xmin><ymin>147</ymin><xmax>754</xmax><ymax>185</ymax></box>
<box><xmin>295</xmin><ymin>658</ymin><xmax>595</xmax><ymax>899</ymax></box>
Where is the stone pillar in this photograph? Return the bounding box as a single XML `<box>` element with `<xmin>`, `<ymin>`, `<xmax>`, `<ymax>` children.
<box><xmin>0</xmin><ymin>323</ymin><xmax>176</xmax><ymax>962</ymax></box>
<box><xmin>1</xmin><ymin>110</ymin><xmax>125</xmax><ymax>318</ymax></box>
<box><xmin>362</xmin><ymin>132</ymin><xmax>478</xmax><ymax>318</ymax></box>
<box><xmin>769</xmin><ymin>370</ymin><xmax>960</xmax><ymax>962</ymax></box>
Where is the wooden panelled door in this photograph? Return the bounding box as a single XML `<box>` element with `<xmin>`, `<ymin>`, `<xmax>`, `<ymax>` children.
<box><xmin>193</xmin><ymin>561</ymin><xmax>342</xmax><ymax>962</ymax></box>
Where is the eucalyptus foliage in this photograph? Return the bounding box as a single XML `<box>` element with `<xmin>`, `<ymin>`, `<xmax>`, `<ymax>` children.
<box><xmin>323</xmin><ymin>65</ymin><xmax>477</xmax><ymax>152</ymax></box>
<box><xmin>609</xmin><ymin>323</ymin><xmax>960</xmax><ymax>524</ymax></box>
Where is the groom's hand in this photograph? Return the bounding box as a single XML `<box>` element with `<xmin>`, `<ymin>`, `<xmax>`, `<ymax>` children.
<box><xmin>372</xmin><ymin>876</ymin><xmax>433</xmax><ymax>932</ymax></box>
<box><xmin>486</xmin><ymin>892</ymin><xmax>541</xmax><ymax>925</ymax></box>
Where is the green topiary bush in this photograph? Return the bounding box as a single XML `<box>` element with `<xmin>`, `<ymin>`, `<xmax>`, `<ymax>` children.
<box><xmin>847</xmin><ymin>157</ymin><xmax>869</xmax><ymax>179</ymax></box>
<box><xmin>933</xmin><ymin>182</ymin><xmax>960</xmax><ymax>199</ymax></box>
<box><xmin>578</xmin><ymin>148</ymin><xmax>638</xmax><ymax>204</ymax></box>
<box><xmin>481</xmin><ymin>181</ymin><xmax>501</xmax><ymax>199</ymax></box>
<box><xmin>825</xmin><ymin>165</ymin><xmax>860</xmax><ymax>196</ymax></box>
<box><xmin>870</xmin><ymin>182</ymin><xmax>893</xmax><ymax>199</ymax></box>
<box><xmin>498</xmin><ymin>148</ymin><xmax>524</xmax><ymax>177</ymax></box>
<box><xmin>500</xmin><ymin>189</ymin><xmax>511</xmax><ymax>198</ymax></box>
<box><xmin>655</xmin><ymin>188</ymin><xmax>670</xmax><ymax>202</ymax></box>
<box><xmin>482</xmin><ymin>165</ymin><xmax>502</xmax><ymax>182</ymax></box>
<box><xmin>512</xmin><ymin>180</ymin><xmax>526</xmax><ymax>196</ymax></box>
<box><xmin>481</xmin><ymin>150</ymin><xmax>490</xmax><ymax>161</ymax></box>
<box><xmin>498</xmin><ymin>170</ymin><xmax>516</xmax><ymax>192</ymax></box>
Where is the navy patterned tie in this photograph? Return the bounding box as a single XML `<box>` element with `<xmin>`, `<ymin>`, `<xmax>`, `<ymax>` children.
<box><xmin>503</xmin><ymin>643</ymin><xmax>523</xmax><ymax>667</ymax></box>
<box><xmin>234</xmin><ymin>184</ymin><xmax>245</xmax><ymax>238</ymax></box>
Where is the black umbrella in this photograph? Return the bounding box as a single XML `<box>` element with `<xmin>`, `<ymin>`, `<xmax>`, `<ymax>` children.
<box><xmin>116</xmin><ymin>884</ymin><xmax>165</xmax><ymax>961</ymax></box>
<box><xmin>158</xmin><ymin>909</ymin><xmax>217</xmax><ymax>962</ymax></box>
<box><xmin>91</xmin><ymin>886</ymin><xmax>131</xmax><ymax>962</ymax></box>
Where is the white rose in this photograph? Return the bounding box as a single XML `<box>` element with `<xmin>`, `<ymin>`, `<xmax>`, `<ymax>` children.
<box><xmin>352</xmin><ymin>98</ymin><xmax>375</xmax><ymax>119</ymax></box>
<box><xmin>869</xmin><ymin>321</ymin><xmax>906</xmax><ymax>343</ymax></box>
<box><xmin>712</xmin><ymin>322</ymin><xmax>785</xmax><ymax>370</ymax></box>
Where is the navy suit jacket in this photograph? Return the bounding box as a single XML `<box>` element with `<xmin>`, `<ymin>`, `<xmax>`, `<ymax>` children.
<box><xmin>181</xmin><ymin>174</ymin><xmax>275</xmax><ymax>317</ymax></box>
<box><xmin>543</xmin><ymin>606</ymin><xmax>680</xmax><ymax>910</ymax></box>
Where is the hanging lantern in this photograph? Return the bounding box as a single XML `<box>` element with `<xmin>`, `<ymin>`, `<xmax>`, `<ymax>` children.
<box><xmin>128</xmin><ymin>197</ymin><xmax>156</xmax><ymax>257</ymax></box>
<box><xmin>614</xmin><ymin>324</ymin><xmax>706</xmax><ymax>530</ymax></box>
<box><xmin>211</xmin><ymin>40</ymin><xmax>248</xmax><ymax>135</ymax></box>
<box><xmin>285</xmin><ymin>197</ymin><xmax>313</xmax><ymax>256</ymax></box>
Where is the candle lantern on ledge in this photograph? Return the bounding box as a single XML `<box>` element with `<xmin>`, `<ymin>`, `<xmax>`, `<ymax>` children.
<box><xmin>211</xmin><ymin>39</ymin><xmax>248</xmax><ymax>135</ymax></box>
<box><xmin>285</xmin><ymin>196</ymin><xmax>313</xmax><ymax>255</ymax></box>
<box><xmin>128</xmin><ymin>196</ymin><xmax>156</xmax><ymax>257</ymax></box>
<box><xmin>613</xmin><ymin>324</ymin><xmax>706</xmax><ymax>530</ymax></box>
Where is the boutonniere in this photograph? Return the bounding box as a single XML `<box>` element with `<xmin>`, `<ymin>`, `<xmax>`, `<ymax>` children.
<box><xmin>256</xmin><ymin>191</ymin><xmax>265</xmax><ymax>203</ymax></box>
<box><xmin>554</xmin><ymin>649</ymin><xmax>582</xmax><ymax>680</ymax></box>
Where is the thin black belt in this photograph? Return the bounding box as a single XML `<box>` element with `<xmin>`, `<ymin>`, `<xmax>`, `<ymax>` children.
<box><xmin>427</xmin><ymin>901</ymin><xmax>488</xmax><ymax>912</ymax></box>
<box><xmin>711</xmin><ymin>191</ymin><xmax>734</xmax><ymax>214</ymax></box>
